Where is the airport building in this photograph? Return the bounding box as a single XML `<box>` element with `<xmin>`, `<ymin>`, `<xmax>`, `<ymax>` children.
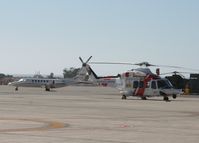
<box><xmin>189</xmin><ymin>74</ymin><xmax>199</xmax><ymax>94</ymax></box>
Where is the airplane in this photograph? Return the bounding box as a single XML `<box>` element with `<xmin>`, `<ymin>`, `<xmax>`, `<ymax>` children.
<box><xmin>84</xmin><ymin>60</ymin><xmax>183</xmax><ymax>101</ymax></box>
<box><xmin>8</xmin><ymin>57</ymin><xmax>93</xmax><ymax>91</ymax></box>
<box><xmin>8</xmin><ymin>77</ymin><xmax>78</xmax><ymax>91</ymax></box>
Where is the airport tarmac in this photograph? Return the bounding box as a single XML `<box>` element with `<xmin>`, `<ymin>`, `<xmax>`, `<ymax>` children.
<box><xmin>0</xmin><ymin>85</ymin><xmax>199</xmax><ymax>143</ymax></box>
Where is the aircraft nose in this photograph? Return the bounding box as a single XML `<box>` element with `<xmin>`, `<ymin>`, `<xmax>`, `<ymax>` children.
<box><xmin>8</xmin><ymin>82</ymin><xmax>13</xmax><ymax>86</ymax></box>
<box><xmin>8</xmin><ymin>81</ymin><xmax>17</xmax><ymax>86</ymax></box>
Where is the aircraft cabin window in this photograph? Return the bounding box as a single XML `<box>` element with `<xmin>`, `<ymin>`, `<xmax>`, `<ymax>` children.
<box><xmin>139</xmin><ymin>81</ymin><xmax>144</xmax><ymax>88</ymax></box>
<box><xmin>157</xmin><ymin>80</ymin><xmax>171</xmax><ymax>89</ymax></box>
<box><xmin>151</xmin><ymin>81</ymin><xmax>156</xmax><ymax>89</ymax></box>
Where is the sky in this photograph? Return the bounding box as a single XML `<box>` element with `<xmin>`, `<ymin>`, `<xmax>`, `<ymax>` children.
<box><xmin>0</xmin><ymin>0</ymin><xmax>199</xmax><ymax>77</ymax></box>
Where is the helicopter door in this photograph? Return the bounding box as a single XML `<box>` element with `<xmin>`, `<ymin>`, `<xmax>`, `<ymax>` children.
<box><xmin>133</xmin><ymin>81</ymin><xmax>145</xmax><ymax>96</ymax></box>
<box><xmin>145</xmin><ymin>80</ymin><xmax>159</xmax><ymax>96</ymax></box>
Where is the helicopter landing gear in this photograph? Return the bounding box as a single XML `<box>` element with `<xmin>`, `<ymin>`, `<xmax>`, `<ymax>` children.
<box><xmin>141</xmin><ymin>96</ymin><xmax>147</xmax><ymax>100</ymax></box>
<box><xmin>122</xmin><ymin>95</ymin><xmax>127</xmax><ymax>100</ymax></box>
<box><xmin>172</xmin><ymin>94</ymin><xmax>177</xmax><ymax>99</ymax></box>
<box><xmin>15</xmin><ymin>87</ymin><xmax>18</xmax><ymax>91</ymax></box>
<box><xmin>45</xmin><ymin>85</ymin><xmax>50</xmax><ymax>91</ymax></box>
<box><xmin>163</xmin><ymin>96</ymin><xmax>169</xmax><ymax>101</ymax></box>
<box><xmin>45</xmin><ymin>87</ymin><xmax>50</xmax><ymax>91</ymax></box>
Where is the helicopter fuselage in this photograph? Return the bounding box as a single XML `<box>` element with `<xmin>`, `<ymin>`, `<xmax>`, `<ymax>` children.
<box><xmin>119</xmin><ymin>68</ymin><xmax>182</xmax><ymax>100</ymax></box>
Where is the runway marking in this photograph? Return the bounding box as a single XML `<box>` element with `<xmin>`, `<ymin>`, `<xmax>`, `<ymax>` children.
<box><xmin>119</xmin><ymin>124</ymin><xmax>130</xmax><ymax>128</ymax></box>
<box><xmin>0</xmin><ymin>118</ymin><xmax>67</xmax><ymax>133</ymax></box>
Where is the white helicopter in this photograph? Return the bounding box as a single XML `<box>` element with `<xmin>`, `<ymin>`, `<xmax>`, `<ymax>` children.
<box><xmin>85</xmin><ymin>60</ymin><xmax>183</xmax><ymax>101</ymax></box>
<box><xmin>8</xmin><ymin>57</ymin><xmax>93</xmax><ymax>91</ymax></box>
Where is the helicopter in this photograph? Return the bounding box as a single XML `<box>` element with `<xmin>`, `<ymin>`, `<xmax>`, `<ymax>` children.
<box><xmin>161</xmin><ymin>71</ymin><xmax>190</xmax><ymax>91</ymax></box>
<box><xmin>81</xmin><ymin>58</ymin><xmax>183</xmax><ymax>101</ymax></box>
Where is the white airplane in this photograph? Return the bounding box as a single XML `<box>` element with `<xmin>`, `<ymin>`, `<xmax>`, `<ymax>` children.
<box><xmin>8</xmin><ymin>78</ymin><xmax>78</xmax><ymax>91</ymax></box>
<box><xmin>8</xmin><ymin>57</ymin><xmax>93</xmax><ymax>91</ymax></box>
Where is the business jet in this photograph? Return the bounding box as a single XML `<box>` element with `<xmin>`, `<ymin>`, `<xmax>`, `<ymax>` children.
<box><xmin>8</xmin><ymin>77</ymin><xmax>78</xmax><ymax>91</ymax></box>
<box><xmin>8</xmin><ymin>57</ymin><xmax>93</xmax><ymax>91</ymax></box>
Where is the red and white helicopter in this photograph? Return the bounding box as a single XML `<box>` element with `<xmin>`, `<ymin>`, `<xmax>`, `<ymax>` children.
<box><xmin>80</xmin><ymin>57</ymin><xmax>183</xmax><ymax>101</ymax></box>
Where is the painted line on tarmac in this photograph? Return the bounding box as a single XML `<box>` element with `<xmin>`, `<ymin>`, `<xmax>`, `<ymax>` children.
<box><xmin>0</xmin><ymin>118</ymin><xmax>68</xmax><ymax>133</ymax></box>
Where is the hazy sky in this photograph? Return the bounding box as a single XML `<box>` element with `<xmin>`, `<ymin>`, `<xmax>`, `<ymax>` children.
<box><xmin>0</xmin><ymin>0</ymin><xmax>198</xmax><ymax>76</ymax></box>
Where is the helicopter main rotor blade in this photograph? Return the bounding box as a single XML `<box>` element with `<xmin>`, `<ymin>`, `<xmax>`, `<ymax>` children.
<box><xmin>90</xmin><ymin>60</ymin><xmax>199</xmax><ymax>72</ymax></box>
<box><xmin>156</xmin><ymin>64</ymin><xmax>199</xmax><ymax>72</ymax></box>
<box><xmin>89</xmin><ymin>62</ymin><xmax>134</xmax><ymax>65</ymax></box>
<box><xmin>90</xmin><ymin>61</ymin><xmax>157</xmax><ymax>67</ymax></box>
<box><xmin>160</xmin><ymin>71</ymin><xmax>195</xmax><ymax>75</ymax></box>
<box><xmin>134</xmin><ymin>62</ymin><xmax>156</xmax><ymax>67</ymax></box>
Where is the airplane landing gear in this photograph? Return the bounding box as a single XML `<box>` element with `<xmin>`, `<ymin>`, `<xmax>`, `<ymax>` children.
<box><xmin>45</xmin><ymin>87</ymin><xmax>50</xmax><ymax>91</ymax></box>
<box><xmin>163</xmin><ymin>96</ymin><xmax>169</xmax><ymax>101</ymax></box>
<box><xmin>122</xmin><ymin>95</ymin><xmax>127</xmax><ymax>100</ymax></box>
<box><xmin>45</xmin><ymin>85</ymin><xmax>50</xmax><ymax>91</ymax></box>
<box><xmin>172</xmin><ymin>94</ymin><xmax>177</xmax><ymax>99</ymax></box>
<box><xmin>15</xmin><ymin>87</ymin><xmax>18</xmax><ymax>91</ymax></box>
<box><xmin>141</xmin><ymin>96</ymin><xmax>147</xmax><ymax>100</ymax></box>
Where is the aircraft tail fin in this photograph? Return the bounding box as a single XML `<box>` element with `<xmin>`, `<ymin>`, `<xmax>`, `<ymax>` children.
<box><xmin>85</xmin><ymin>65</ymin><xmax>100</xmax><ymax>81</ymax></box>
<box><xmin>74</xmin><ymin>56</ymin><xmax>94</xmax><ymax>81</ymax></box>
<box><xmin>86</xmin><ymin>64</ymin><xmax>121</xmax><ymax>80</ymax></box>
<box><xmin>78</xmin><ymin>56</ymin><xmax>121</xmax><ymax>82</ymax></box>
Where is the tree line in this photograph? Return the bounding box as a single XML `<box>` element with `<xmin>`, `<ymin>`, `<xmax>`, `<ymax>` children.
<box><xmin>0</xmin><ymin>67</ymin><xmax>80</xmax><ymax>80</ymax></box>
<box><xmin>63</xmin><ymin>67</ymin><xmax>80</xmax><ymax>78</ymax></box>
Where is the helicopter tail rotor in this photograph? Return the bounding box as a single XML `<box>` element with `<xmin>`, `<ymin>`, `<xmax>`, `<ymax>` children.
<box><xmin>79</xmin><ymin>56</ymin><xmax>92</xmax><ymax>67</ymax></box>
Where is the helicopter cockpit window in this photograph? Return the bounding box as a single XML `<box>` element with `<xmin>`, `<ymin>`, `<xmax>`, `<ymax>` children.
<box><xmin>151</xmin><ymin>81</ymin><xmax>156</xmax><ymax>89</ymax></box>
<box><xmin>157</xmin><ymin>80</ymin><xmax>172</xmax><ymax>89</ymax></box>
<box><xmin>133</xmin><ymin>81</ymin><xmax>139</xmax><ymax>88</ymax></box>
